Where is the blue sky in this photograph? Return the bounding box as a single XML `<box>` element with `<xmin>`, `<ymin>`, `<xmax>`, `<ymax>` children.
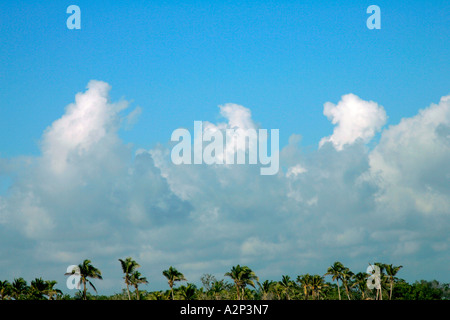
<box><xmin>0</xmin><ymin>1</ymin><xmax>449</xmax><ymax>295</ymax></box>
<box><xmin>1</xmin><ymin>0</ymin><xmax>448</xmax><ymax>155</ymax></box>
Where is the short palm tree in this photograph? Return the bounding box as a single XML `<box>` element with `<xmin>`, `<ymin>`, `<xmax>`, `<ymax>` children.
<box><xmin>162</xmin><ymin>266</ymin><xmax>186</xmax><ymax>300</ymax></box>
<box><xmin>257</xmin><ymin>280</ymin><xmax>275</xmax><ymax>300</ymax></box>
<box><xmin>147</xmin><ymin>290</ymin><xmax>169</xmax><ymax>300</ymax></box>
<box><xmin>0</xmin><ymin>280</ymin><xmax>12</xmax><ymax>300</ymax></box>
<box><xmin>45</xmin><ymin>280</ymin><xmax>62</xmax><ymax>300</ymax></box>
<box><xmin>279</xmin><ymin>275</ymin><xmax>294</xmax><ymax>300</ymax></box>
<box><xmin>66</xmin><ymin>259</ymin><xmax>102</xmax><ymax>300</ymax></box>
<box><xmin>310</xmin><ymin>275</ymin><xmax>327</xmax><ymax>300</ymax></box>
<box><xmin>352</xmin><ymin>272</ymin><xmax>369</xmax><ymax>300</ymax></box>
<box><xmin>210</xmin><ymin>280</ymin><xmax>228</xmax><ymax>300</ymax></box>
<box><xmin>11</xmin><ymin>278</ymin><xmax>28</xmax><ymax>300</ymax></box>
<box><xmin>129</xmin><ymin>270</ymin><xmax>148</xmax><ymax>300</ymax></box>
<box><xmin>178</xmin><ymin>283</ymin><xmax>197</xmax><ymax>300</ymax></box>
<box><xmin>119</xmin><ymin>257</ymin><xmax>141</xmax><ymax>300</ymax></box>
<box><xmin>30</xmin><ymin>278</ymin><xmax>48</xmax><ymax>300</ymax></box>
<box><xmin>224</xmin><ymin>265</ymin><xmax>258</xmax><ymax>300</ymax></box>
<box><xmin>296</xmin><ymin>274</ymin><xmax>313</xmax><ymax>300</ymax></box>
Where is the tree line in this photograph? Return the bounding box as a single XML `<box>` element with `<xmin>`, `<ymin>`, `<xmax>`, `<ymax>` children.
<box><xmin>0</xmin><ymin>259</ymin><xmax>448</xmax><ymax>300</ymax></box>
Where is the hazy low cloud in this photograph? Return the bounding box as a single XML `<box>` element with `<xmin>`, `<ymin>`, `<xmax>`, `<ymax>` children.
<box><xmin>0</xmin><ymin>82</ymin><xmax>448</xmax><ymax>293</ymax></box>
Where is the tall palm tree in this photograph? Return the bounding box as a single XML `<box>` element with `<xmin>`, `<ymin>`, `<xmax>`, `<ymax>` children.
<box><xmin>224</xmin><ymin>265</ymin><xmax>258</xmax><ymax>300</ymax></box>
<box><xmin>162</xmin><ymin>266</ymin><xmax>186</xmax><ymax>300</ymax></box>
<box><xmin>325</xmin><ymin>262</ymin><xmax>344</xmax><ymax>300</ymax></box>
<box><xmin>296</xmin><ymin>274</ymin><xmax>313</xmax><ymax>300</ymax></box>
<box><xmin>340</xmin><ymin>267</ymin><xmax>354</xmax><ymax>300</ymax></box>
<box><xmin>129</xmin><ymin>270</ymin><xmax>148</xmax><ymax>300</ymax></box>
<box><xmin>66</xmin><ymin>259</ymin><xmax>102</xmax><ymax>300</ymax></box>
<box><xmin>118</xmin><ymin>257</ymin><xmax>140</xmax><ymax>300</ymax></box>
<box><xmin>374</xmin><ymin>262</ymin><xmax>386</xmax><ymax>300</ymax></box>
<box><xmin>384</xmin><ymin>264</ymin><xmax>403</xmax><ymax>300</ymax></box>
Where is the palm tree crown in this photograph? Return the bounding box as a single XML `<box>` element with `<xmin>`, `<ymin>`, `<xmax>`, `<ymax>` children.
<box><xmin>162</xmin><ymin>266</ymin><xmax>186</xmax><ymax>300</ymax></box>
<box><xmin>119</xmin><ymin>257</ymin><xmax>141</xmax><ymax>300</ymax></box>
<box><xmin>224</xmin><ymin>265</ymin><xmax>258</xmax><ymax>300</ymax></box>
<box><xmin>66</xmin><ymin>259</ymin><xmax>102</xmax><ymax>300</ymax></box>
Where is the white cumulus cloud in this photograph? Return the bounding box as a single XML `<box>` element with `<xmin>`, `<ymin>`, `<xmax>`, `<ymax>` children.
<box><xmin>319</xmin><ymin>93</ymin><xmax>387</xmax><ymax>150</ymax></box>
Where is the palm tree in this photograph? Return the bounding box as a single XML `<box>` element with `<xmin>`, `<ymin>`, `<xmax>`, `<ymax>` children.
<box><xmin>384</xmin><ymin>264</ymin><xmax>403</xmax><ymax>300</ymax></box>
<box><xmin>30</xmin><ymin>278</ymin><xmax>48</xmax><ymax>300</ymax></box>
<box><xmin>178</xmin><ymin>283</ymin><xmax>197</xmax><ymax>300</ymax></box>
<box><xmin>325</xmin><ymin>262</ymin><xmax>344</xmax><ymax>300</ymax></box>
<box><xmin>11</xmin><ymin>278</ymin><xmax>28</xmax><ymax>300</ymax></box>
<box><xmin>129</xmin><ymin>270</ymin><xmax>148</xmax><ymax>300</ymax></box>
<box><xmin>162</xmin><ymin>266</ymin><xmax>186</xmax><ymax>300</ymax></box>
<box><xmin>257</xmin><ymin>280</ymin><xmax>275</xmax><ymax>300</ymax></box>
<box><xmin>147</xmin><ymin>290</ymin><xmax>169</xmax><ymax>300</ymax></box>
<box><xmin>45</xmin><ymin>280</ymin><xmax>62</xmax><ymax>300</ymax></box>
<box><xmin>210</xmin><ymin>279</ymin><xmax>228</xmax><ymax>300</ymax></box>
<box><xmin>279</xmin><ymin>275</ymin><xmax>294</xmax><ymax>300</ymax></box>
<box><xmin>118</xmin><ymin>257</ymin><xmax>140</xmax><ymax>300</ymax></box>
<box><xmin>296</xmin><ymin>274</ymin><xmax>313</xmax><ymax>300</ymax></box>
<box><xmin>310</xmin><ymin>275</ymin><xmax>327</xmax><ymax>300</ymax></box>
<box><xmin>224</xmin><ymin>265</ymin><xmax>258</xmax><ymax>300</ymax></box>
<box><xmin>352</xmin><ymin>272</ymin><xmax>369</xmax><ymax>300</ymax></box>
<box><xmin>374</xmin><ymin>262</ymin><xmax>386</xmax><ymax>300</ymax></box>
<box><xmin>340</xmin><ymin>267</ymin><xmax>354</xmax><ymax>300</ymax></box>
<box><xmin>0</xmin><ymin>280</ymin><xmax>12</xmax><ymax>300</ymax></box>
<box><xmin>66</xmin><ymin>259</ymin><xmax>102</xmax><ymax>300</ymax></box>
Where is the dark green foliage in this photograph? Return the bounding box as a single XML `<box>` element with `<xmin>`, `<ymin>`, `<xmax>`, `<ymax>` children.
<box><xmin>1</xmin><ymin>261</ymin><xmax>447</xmax><ymax>300</ymax></box>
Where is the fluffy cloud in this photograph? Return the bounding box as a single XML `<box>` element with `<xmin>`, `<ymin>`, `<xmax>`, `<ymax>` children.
<box><xmin>366</xmin><ymin>95</ymin><xmax>450</xmax><ymax>216</ymax></box>
<box><xmin>0</xmin><ymin>83</ymin><xmax>448</xmax><ymax>294</ymax></box>
<box><xmin>319</xmin><ymin>93</ymin><xmax>387</xmax><ymax>150</ymax></box>
<box><xmin>0</xmin><ymin>81</ymin><xmax>191</xmax><ymax>290</ymax></box>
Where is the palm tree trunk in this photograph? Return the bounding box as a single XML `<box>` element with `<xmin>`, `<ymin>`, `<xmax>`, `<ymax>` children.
<box><xmin>126</xmin><ymin>281</ymin><xmax>131</xmax><ymax>300</ymax></box>
<box><xmin>336</xmin><ymin>280</ymin><xmax>341</xmax><ymax>300</ymax></box>
<box><xmin>344</xmin><ymin>282</ymin><xmax>351</xmax><ymax>300</ymax></box>
<box><xmin>135</xmin><ymin>285</ymin><xmax>140</xmax><ymax>300</ymax></box>
<box><xmin>389</xmin><ymin>281</ymin><xmax>393</xmax><ymax>300</ymax></box>
<box><xmin>83</xmin><ymin>278</ymin><xmax>87</xmax><ymax>300</ymax></box>
<box><xmin>235</xmin><ymin>283</ymin><xmax>240</xmax><ymax>300</ymax></box>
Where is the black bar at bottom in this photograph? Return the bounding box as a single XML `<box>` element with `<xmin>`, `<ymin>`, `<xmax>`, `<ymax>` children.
<box><xmin>0</xmin><ymin>300</ymin><xmax>447</xmax><ymax>318</ymax></box>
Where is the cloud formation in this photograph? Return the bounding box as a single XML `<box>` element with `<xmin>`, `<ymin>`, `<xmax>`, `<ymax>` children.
<box><xmin>319</xmin><ymin>93</ymin><xmax>387</xmax><ymax>150</ymax></box>
<box><xmin>367</xmin><ymin>95</ymin><xmax>450</xmax><ymax>215</ymax></box>
<box><xmin>0</xmin><ymin>82</ymin><xmax>448</xmax><ymax>294</ymax></box>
